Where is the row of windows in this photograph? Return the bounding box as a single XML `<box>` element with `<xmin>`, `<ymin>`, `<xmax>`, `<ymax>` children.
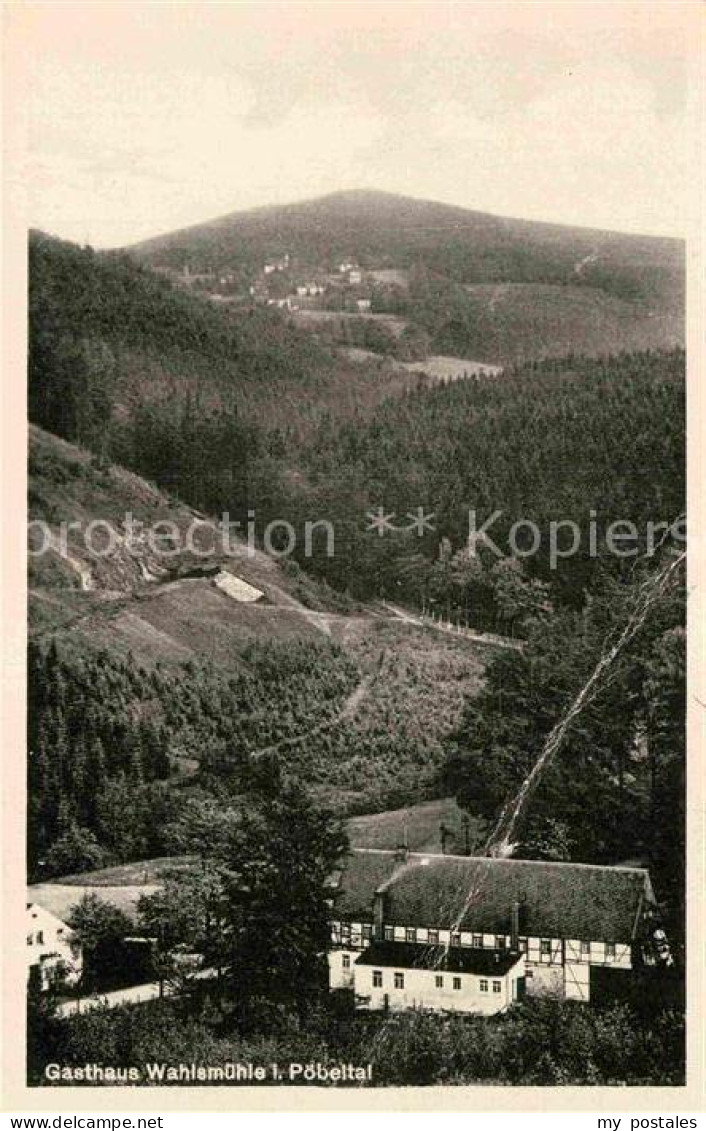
<box><xmin>27</xmin><ymin>931</ymin><xmax>45</xmax><ymax>946</ymax></box>
<box><xmin>336</xmin><ymin>925</ymin><xmax>616</xmax><ymax>959</ymax></box>
<box><xmin>370</xmin><ymin>970</ymin><xmax>504</xmax><ymax>994</ymax></box>
<box><xmin>338</xmin><ymin>924</ymin><xmax>374</xmax><ymax>943</ymax></box>
<box><xmin>377</xmin><ymin>927</ymin><xmax>506</xmax><ymax>947</ymax></box>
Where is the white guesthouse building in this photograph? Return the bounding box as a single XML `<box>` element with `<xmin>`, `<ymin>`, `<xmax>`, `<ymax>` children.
<box><xmin>26</xmin><ymin>902</ymin><xmax>82</xmax><ymax>991</ymax></box>
<box><xmin>327</xmin><ymin>849</ymin><xmax>658</xmax><ymax>1012</ymax></box>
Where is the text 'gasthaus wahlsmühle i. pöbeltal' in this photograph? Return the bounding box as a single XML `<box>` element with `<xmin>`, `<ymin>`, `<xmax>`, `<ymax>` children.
<box><xmin>44</xmin><ymin>1062</ymin><xmax>374</xmax><ymax>1084</ymax></box>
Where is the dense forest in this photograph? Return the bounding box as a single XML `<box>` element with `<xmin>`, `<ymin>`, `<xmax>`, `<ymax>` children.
<box><xmin>27</xmin><ymin>637</ymin><xmax>357</xmax><ymax>877</ymax></box>
<box><xmin>260</xmin><ymin>349</ymin><xmax>684</xmax><ymax>617</ymax></box>
<box><xmin>444</xmin><ymin>559</ymin><xmax>685</xmax><ymax>939</ymax></box>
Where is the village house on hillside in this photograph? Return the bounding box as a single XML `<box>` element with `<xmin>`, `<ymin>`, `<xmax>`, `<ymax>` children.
<box><xmin>326</xmin><ymin>849</ymin><xmax>663</xmax><ymax>1012</ymax></box>
<box><xmin>264</xmin><ymin>254</ymin><xmax>290</xmax><ymax>274</ymax></box>
<box><xmin>180</xmin><ymin>263</ymin><xmax>215</xmax><ymax>285</ymax></box>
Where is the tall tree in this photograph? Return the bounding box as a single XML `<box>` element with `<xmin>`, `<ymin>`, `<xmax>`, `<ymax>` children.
<box><xmin>142</xmin><ymin>769</ymin><xmax>347</xmax><ymax>1026</ymax></box>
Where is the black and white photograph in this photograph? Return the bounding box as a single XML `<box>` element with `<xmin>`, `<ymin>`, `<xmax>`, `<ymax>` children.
<box><xmin>3</xmin><ymin>0</ymin><xmax>700</xmax><ymax>1106</ymax></box>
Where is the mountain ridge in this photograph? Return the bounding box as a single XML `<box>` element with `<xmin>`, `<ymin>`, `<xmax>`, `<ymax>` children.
<box><xmin>127</xmin><ymin>188</ymin><xmax>684</xmax><ymax>253</ymax></box>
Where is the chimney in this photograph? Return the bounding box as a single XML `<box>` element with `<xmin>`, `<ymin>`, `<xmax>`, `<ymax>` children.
<box><xmin>373</xmin><ymin>890</ymin><xmax>387</xmax><ymax>941</ymax></box>
<box><xmin>510</xmin><ymin>901</ymin><xmax>520</xmax><ymax>951</ymax></box>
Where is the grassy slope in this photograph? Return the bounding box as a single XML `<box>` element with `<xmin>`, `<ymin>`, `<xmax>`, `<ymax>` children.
<box><xmin>28</xmin><ymin>424</ymin><xmax>351</xmax><ymax>662</ymax></box>
<box><xmin>29</xmin><ymin>426</ymin><xmax>492</xmax><ymax>814</ymax></box>
<box><xmin>289</xmin><ymin>617</ymin><xmax>491</xmax><ymax>813</ymax></box>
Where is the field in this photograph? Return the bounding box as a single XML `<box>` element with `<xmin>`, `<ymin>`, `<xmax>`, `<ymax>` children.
<box><xmin>455</xmin><ymin>283</ymin><xmax>683</xmax><ymax>364</ymax></box>
<box><xmin>291</xmin><ymin>310</ymin><xmax>408</xmax><ymax>337</ymax></box>
<box><xmin>397</xmin><ymin>355</ymin><xmax>503</xmax><ymax>380</ymax></box>
<box><xmin>37</xmin><ymin>796</ymin><xmax>483</xmax><ymax>906</ymax></box>
<box><xmin>346</xmin><ymin>797</ymin><xmax>484</xmax><ymax>854</ymax></box>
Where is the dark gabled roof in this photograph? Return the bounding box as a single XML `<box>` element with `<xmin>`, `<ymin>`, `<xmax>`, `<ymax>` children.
<box><xmin>330</xmin><ymin>849</ymin><xmax>403</xmax><ymax>919</ymax></box>
<box><xmin>333</xmin><ymin>850</ymin><xmax>654</xmax><ymax>943</ymax></box>
<box><xmin>355</xmin><ymin>941</ymin><xmax>521</xmax><ymax>976</ymax></box>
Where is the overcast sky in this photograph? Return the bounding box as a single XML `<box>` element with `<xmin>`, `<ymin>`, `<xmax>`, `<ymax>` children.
<box><xmin>7</xmin><ymin>1</ymin><xmax>694</xmax><ymax>247</ymax></box>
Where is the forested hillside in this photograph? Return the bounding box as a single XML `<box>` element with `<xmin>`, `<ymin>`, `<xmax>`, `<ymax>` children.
<box><xmin>27</xmin><ymin>637</ymin><xmax>357</xmax><ymax>878</ymax></box>
<box><xmin>27</xmin><ymin>234</ymin><xmax>685</xmax><ymax>617</ymax></box>
<box><xmin>444</xmin><ymin>562</ymin><xmax>685</xmax><ymax>938</ymax></box>
<box><xmin>260</xmin><ymin>349</ymin><xmax>685</xmax><ymax>617</ymax></box>
<box><xmin>403</xmin><ymin>275</ymin><xmax>682</xmax><ymax>364</ymax></box>
<box><xmin>27</xmin><ymin>614</ymin><xmax>491</xmax><ymax>878</ymax></box>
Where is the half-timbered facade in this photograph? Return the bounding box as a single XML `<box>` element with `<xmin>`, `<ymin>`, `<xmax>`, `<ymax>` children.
<box><xmin>326</xmin><ymin>849</ymin><xmax>658</xmax><ymax>1008</ymax></box>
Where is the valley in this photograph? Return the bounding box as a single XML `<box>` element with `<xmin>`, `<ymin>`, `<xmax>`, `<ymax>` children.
<box><xmin>27</xmin><ymin>207</ymin><xmax>685</xmax><ymax>883</ymax></box>
<box><xmin>24</xmin><ymin>205</ymin><xmax>686</xmax><ymax>1092</ymax></box>
<box><xmin>18</xmin><ymin>0</ymin><xmax>691</xmax><ymax>1088</ymax></box>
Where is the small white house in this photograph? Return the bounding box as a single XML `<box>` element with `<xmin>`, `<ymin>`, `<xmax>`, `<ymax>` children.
<box><xmin>356</xmin><ymin>298</ymin><xmax>372</xmax><ymax>313</ymax></box>
<box><xmin>26</xmin><ymin>902</ymin><xmax>82</xmax><ymax>991</ymax></box>
<box><xmin>353</xmin><ymin>941</ymin><xmax>524</xmax><ymax>1014</ymax></box>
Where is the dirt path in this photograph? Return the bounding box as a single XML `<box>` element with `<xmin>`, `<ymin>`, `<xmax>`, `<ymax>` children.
<box><xmin>44</xmin><ymin>531</ymin><xmax>94</xmax><ymax>591</ymax></box>
<box><xmin>488</xmin><ymin>283</ymin><xmax>511</xmax><ymax>313</ymax></box>
<box><xmin>56</xmin><ymin>967</ymin><xmax>218</xmax><ymax>1017</ymax></box>
<box><xmin>381</xmin><ymin>601</ymin><xmax>524</xmax><ymax>651</ymax></box>
<box><xmin>249</xmin><ymin>668</ymin><xmax>377</xmax><ymax>762</ymax></box>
